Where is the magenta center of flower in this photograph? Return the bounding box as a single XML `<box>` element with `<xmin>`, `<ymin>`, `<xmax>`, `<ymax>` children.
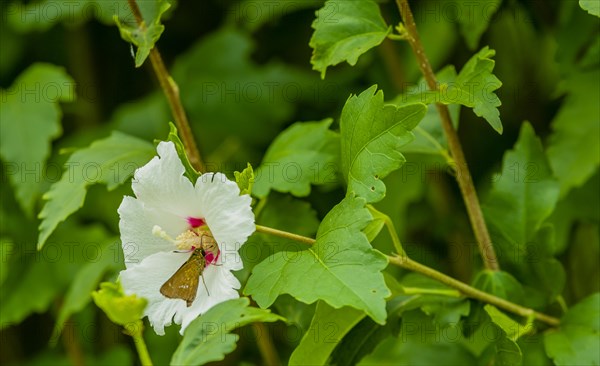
<box><xmin>187</xmin><ymin>217</ymin><xmax>205</xmax><ymax>228</ymax></box>
<box><xmin>204</xmin><ymin>251</ymin><xmax>219</xmax><ymax>265</ymax></box>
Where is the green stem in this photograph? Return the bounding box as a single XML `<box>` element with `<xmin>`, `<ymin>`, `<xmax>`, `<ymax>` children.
<box><xmin>253</xmin><ymin>197</ymin><xmax>268</xmax><ymax>220</ymax></box>
<box><xmin>556</xmin><ymin>295</ymin><xmax>568</xmax><ymax>313</ymax></box>
<box><xmin>126</xmin><ymin>0</ymin><xmax>204</xmax><ymax>172</ymax></box>
<box><xmin>381</xmin><ymin>213</ymin><xmax>406</xmax><ymax>256</ymax></box>
<box><xmin>394</xmin><ymin>0</ymin><xmax>500</xmax><ymax>271</ymax></box>
<box><xmin>387</xmin><ymin>255</ymin><xmax>560</xmax><ymax>326</ymax></box>
<box><xmin>255</xmin><ymin>224</ymin><xmax>316</xmax><ymax>245</ymax></box>
<box><xmin>254</xmin><ymin>225</ymin><xmax>560</xmax><ymax>327</ymax></box>
<box><xmin>128</xmin><ymin>321</ymin><xmax>153</xmax><ymax>366</ymax></box>
<box><xmin>401</xmin><ymin>287</ymin><xmax>462</xmax><ymax>297</ymax></box>
<box><xmin>252</xmin><ymin>322</ymin><xmax>281</xmax><ymax>366</ymax></box>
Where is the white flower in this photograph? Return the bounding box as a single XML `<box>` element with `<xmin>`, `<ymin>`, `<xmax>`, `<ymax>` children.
<box><xmin>118</xmin><ymin>141</ymin><xmax>255</xmax><ymax>335</ymax></box>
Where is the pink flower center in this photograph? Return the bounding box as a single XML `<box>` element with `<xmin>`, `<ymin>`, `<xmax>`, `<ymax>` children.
<box><xmin>187</xmin><ymin>217</ymin><xmax>205</xmax><ymax>228</ymax></box>
<box><xmin>204</xmin><ymin>251</ymin><xmax>219</xmax><ymax>265</ymax></box>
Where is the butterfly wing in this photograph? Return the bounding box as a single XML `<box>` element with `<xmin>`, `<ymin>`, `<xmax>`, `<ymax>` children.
<box><xmin>160</xmin><ymin>250</ymin><xmax>206</xmax><ymax>307</ymax></box>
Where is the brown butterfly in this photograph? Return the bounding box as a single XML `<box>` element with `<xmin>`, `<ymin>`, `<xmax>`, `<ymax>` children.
<box><xmin>200</xmin><ymin>232</ymin><xmax>219</xmax><ymax>262</ymax></box>
<box><xmin>160</xmin><ymin>248</ymin><xmax>209</xmax><ymax>307</ymax></box>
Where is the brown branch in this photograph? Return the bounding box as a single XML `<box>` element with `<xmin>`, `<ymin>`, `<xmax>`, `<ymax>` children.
<box><xmin>388</xmin><ymin>255</ymin><xmax>560</xmax><ymax>326</ymax></box>
<box><xmin>395</xmin><ymin>0</ymin><xmax>499</xmax><ymax>271</ymax></box>
<box><xmin>126</xmin><ymin>0</ymin><xmax>204</xmax><ymax>172</ymax></box>
<box><xmin>255</xmin><ymin>225</ymin><xmax>560</xmax><ymax>327</ymax></box>
<box><xmin>252</xmin><ymin>322</ymin><xmax>281</xmax><ymax>366</ymax></box>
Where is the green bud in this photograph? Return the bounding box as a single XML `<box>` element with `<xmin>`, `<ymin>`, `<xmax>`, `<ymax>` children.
<box><xmin>234</xmin><ymin>163</ymin><xmax>254</xmax><ymax>196</ymax></box>
<box><xmin>92</xmin><ymin>281</ymin><xmax>147</xmax><ymax>326</ymax></box>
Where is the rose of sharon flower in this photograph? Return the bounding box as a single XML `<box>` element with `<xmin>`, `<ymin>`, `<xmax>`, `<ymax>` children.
<box><xmin>118</xmin><ymin>141</ymin><xmax>255</xmax><ymax>335</ymax></box>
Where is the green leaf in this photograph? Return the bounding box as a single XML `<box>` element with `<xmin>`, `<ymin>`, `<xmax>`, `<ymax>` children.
<box><xmin>341</xmin><ymin>85</ymin><xmax>427</xmax><ymax>203</ymax></box>
<box><xmin>519</xmin><ymin>335</ymin><xmax>553</xmax><ymax>366</ymax></box>
<box><xmin>546</xmin><ymin>70</ymin><xmax>600</xmax><ymax>195</ymax></box>
<box><xmin>6</xmin><ymin>0</ymin><xmax>123</xmax><ymax>32</ymax></box>
<box><xmin>37</xmin><ymin>132</ymin><xmax>155</xmax><ymax>249</ymax></box>
<box><xmin>92</xmin><ymin>282</ymin><xmax>147</xmax><ymax>326</ymax></box>
<box><xmin>0</xmin><ymin>224</ymin><xmax>110</xmax><ymax>328</ymax></box>
<box><xmin>359</xmin><ymin>310</ymin><xmax>478</xmax><ymax>365</ymax></box>
<box><xmin>253</xmin><ymin>119</ymin><xmax>340</xmax><ymax>198</ymax></box>
<box><xmin>434</xmin><ymin>47</ymin><xmax>503</xmax><ymax>133</ymax></box>
<box><xmin>400</xmin><ymin>273</ymin><xmax>471</xmax><ymax>327</ymax></box>
<box><xmin>289</xmin><ymin>302</ymin><xmax>365</xmax><ymax>366</ymax></box>
<box><xmin>363</xmin><ymin>205</ymin><xmax>387</xmax><ymax>242</ymax></box>
<box><xmin>0</xmin><ymin>255</ymin><xmax>67</xmax><ymax>327</ymax></box>
<box><xmin>271</xmin><ymin>295</ymin><xmax>316</xmax><ymax>341</ymax></box>
<box><xmin>484</xmin><ymin>305</ymin><xmax>531</xmax><ymax>342</ymax></box>
<box><xmin>567</xmin><ymin>223</ymin><xmax>600</xmax><ymax>299</ymax></box>
<box><xmin>329</xmin><ymin>314</ymin><xmax>397</xmax><ymax>366</ymax></box>
<box><xmin>494</xmin><ymin>336</ymin><xmax>523</xmax><ymax>366</ymax></box>
<box><xmin>0</xmin><ymin>63</ymin><xmax>74</xmax><ymax>215</ymax></box>
<box><xmin>473</xmin><ymin>270</ymin><xmax>525</xmax><ymax>303</ymax></box>
<box><xmin>548</xmin><ymin>172</ymin><xmax>600</xmax><ymax>255</ymax></box>
<box><xmin>390</xmin><ymin>65</ymin><xmax>460</xmax><ymax>158</ymax></box>
<box><xmin>112</xmin><ymin>92</ymin><xmax>170</xmax><ymax>141</ymax></box>
<box><xmin>114</xmin><ymin>0</ymin><xmax>171</xmax><ymax>67</ymax></box>
<box><xmin>53</xmin><ymin>239</ymin><xmax>123</xmax><ymax>340</ymax></box>
<box><xmin>0</xmin><ymin>239</ymin><xmax>14</xmax><ymax>286</ymax></box>
<box><xmin>457</xmin><ymin>0</ymin><xmax>502</xmax><ymax>50</ymax></box>
<box><xmin>483</xmin><ymin>122</ymin><xmax>560</xmax><ymax>264</ymax></box>
<box><xmin>239</xmin><ymin>194</ymin><xmax>321</xmax><ymax>284</ymax></box>
<box><xmin>171</xmin><ymin>298</ymin><xmax>284</xmax><ymax>366</ymax></box>
<box><xmin>227</xmin><ymin>0</ymin><xmax>321</xmax><ymax>32</ymax></box>
<box><xmin>309</xmin><ymin>0</ymin><xmax>391</xmax><ymax>78</ymax></box>
<box><xmin>234</xmin><ymin>163</ymin><xmax>254</xmax><ymax>196</ymax></box>
<box><xmin>167</xmin><ymin>122</ymin><xmax>199</xmax><ymax>182</ymax></box>
<box><xmin>544</xmin><ymin>293</ymin><xmax>600</xmax><ymax>366</ymax></box>
<box><xmin>453</xmin><ymin>46</ymin><xmax>503</xmax><ymax>133</ymax></box>
<box><xmin>579</xmin><ymin>0</ymin><xmax>600</xmax><ymax>17</ymax></box>
<box><xmin>245</xmin><ymin>196</ymin><xmax>390</xmax><ymax>324</ymax></box>
<box><xmin>172</xmin><ymin>28</ymin><xmax>318</xmax><ymax>148</ymax></box>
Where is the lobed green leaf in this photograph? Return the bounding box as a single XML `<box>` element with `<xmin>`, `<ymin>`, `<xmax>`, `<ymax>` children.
<box><xmin>341</xmin><ymin>85</ymin><xmax>427</xmax><ymax>203</ymax></box>
<box><xmin>546</xmin><ymin>70</ymin><xmax>600</xmax><ymax>195</ymax></box>
<box><xmin>483</xmin><ymin>122</ymin><xmax>560</xmax><ymax>265</ymax></box>
<box><xmin>114</xmin><ymin>0</ymin><xmax>171</xmax><ymax>67</ymax></box>
<box><xmin>171</xmin><ymin>298</ymin><xmax>284</xmax><ymax>366</ymax></box>
<box><xmin>0</xmin><ymin>63</ymin><xmax>74</xmax><ymax>215</ymax></box>
<box><xmin>579</xmin><ymin>0</ymin><xmax>600</xmax><ymax>17</ymax></box>
<box><xmin>544</xmin><ymin>293</ymin><xmax>600</xmax><ymax>366</ymax></box>
<box><xmin>457</xmin><ymin>0</ymin><xmax>502</xmax><ymax>50</ymax></box>
<box><xmin>37</xmin><ymin>132</ymin><xmax>155</xmax><ymax>249</ymax></box>
<box><xmin>244</xmin><ymin>196</ymin><xmax>390</xmax><ymax>324</ymax></box>
<box><xmin>289</xmin><ymin>302</ymin><xmax>365</xmax><ymax>366</ymax></box>
<box><xmin>309</xmin><ymin>0</ymin><xmax>391</xmax><ymax>78</ymax></box>
<box><xmin>253</xmin><ymin>119</ymin><xmax>340</xmax><ymax>198</ymax></box>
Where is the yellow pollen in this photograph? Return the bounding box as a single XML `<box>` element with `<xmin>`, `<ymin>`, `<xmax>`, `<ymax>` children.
<box><xmin>174</xmin><ymin>230</ymin><xmax>203</xmax><ymax>250</ymax></box>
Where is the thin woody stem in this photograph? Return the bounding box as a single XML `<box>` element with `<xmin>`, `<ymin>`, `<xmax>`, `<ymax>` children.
<box><xmin>126</xmin><ymin>0</ymin><xmax>205</xmax><ymax>172</ymax></box>
<box><xmin>255</xmin><ymin>224</ymin><xmax>316</xmax><ymax>245</ymax></box>
<box><xmin>387</xmin><ymin>255</ymin><xmax>560</xmax><ymax>326</ymax></box>
<box><xmin>394</xmin><ymin>0</ymin><xmax>499</xmax><ymax>271</ymax></box>
<box><xmin>252</xmin><ymin>322</ymin><xmax>282</xmax><ymax>366</ymax></box>
<box><xmin>254</xmin><ymin>224</ymin><xmax>560</xmax><ymax>327</ymax></box>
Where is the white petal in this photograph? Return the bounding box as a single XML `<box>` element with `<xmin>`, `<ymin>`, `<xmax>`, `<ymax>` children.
<box><xmin>120</xmin><ymin>251</ymin><xmax>189</xmax><ymax>335</ymax></box>
<box><xmin>179</xmin><ymin>264</ymin><xmax>241</xmax><ymax>333</ymax></box>
<box><xmin>132</xmin><ymin>141</ymin><xmax>198</xmax><ymax>218</ymax></box>
<box><xmin>118</xmin><ymin>196</ymin><xmax>188</xmax><ymax>265</ymax></box>
<box><xmin>194</xmin><ymin>173</ymin><xmax>255</xmax><ymax>270</ymax></box>
<box><xmin>120</xmin><ymin>252</ymin><xmax>241</xmax><ymax>335</ymax></box>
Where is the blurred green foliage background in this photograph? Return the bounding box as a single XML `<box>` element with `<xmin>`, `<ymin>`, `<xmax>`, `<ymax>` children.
<box><xmin>0</xmin><ymin>0</ymin><xmax>598</xmax><ymax>365</ymax></box>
